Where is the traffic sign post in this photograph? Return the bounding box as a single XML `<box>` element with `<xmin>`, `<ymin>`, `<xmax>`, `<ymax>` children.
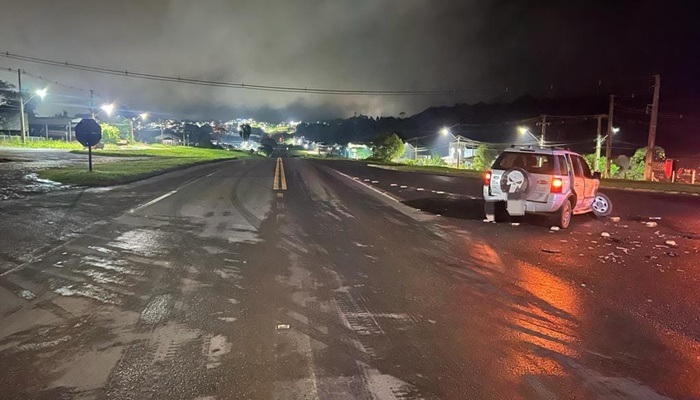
<box><xmin>74</xmin><ymin>119</ymin><xmax>102</xmax><ymax>172</ymax></box>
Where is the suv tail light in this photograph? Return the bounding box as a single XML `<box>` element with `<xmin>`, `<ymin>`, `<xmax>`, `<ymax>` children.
<box><xmin>484</xmin><ymin>170</ymin><xmax>492</xmax><ymax>186</ymax></box>
<box><xmin>551</xmin><ymin>177</ymin><xmax>563</xmax><ymax>193</ymax></box>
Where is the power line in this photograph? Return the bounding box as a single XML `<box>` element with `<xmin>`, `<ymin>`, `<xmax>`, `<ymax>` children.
<box><xmin>1</xmin><ymin>51</ymin><xmax>503</xmax><ymax>96</ymax></box>
<box><xmin>0</xmin><ymin>65</ymin><xmax>98</xmax><ymax>95</ymax></box>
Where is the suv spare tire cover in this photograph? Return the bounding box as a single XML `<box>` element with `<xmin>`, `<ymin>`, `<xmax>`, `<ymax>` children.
<box><xmin>500</xmin><ymin>168</ymin><xmax>532</xmax><ymax>195</ymax></box>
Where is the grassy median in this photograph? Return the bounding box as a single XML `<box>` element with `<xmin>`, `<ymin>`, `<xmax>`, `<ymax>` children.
<box><xmin>366</xmin><ymin>163</ymin><xmax>485</xmax><ymax>178</ymax></box>
<box><xmin>38</xmin><ymin>147</ymin><xmax>256</xmax><ymax>186</ymax></box>
<box><xmin>0</xmin><ymin>137</ymin><xmax>83</xmax><ymax>149</ymax></box>
<box><xmin>599</xmin><ymin>179</ymin><xmax>700</xmax><ymax>195</ymax></box>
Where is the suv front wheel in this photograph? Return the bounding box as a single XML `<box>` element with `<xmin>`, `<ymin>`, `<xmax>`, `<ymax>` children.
<box><xmin>552</xmin><ymin>198</ymin><xmax>573</xmax><ymax>229</ymax></box>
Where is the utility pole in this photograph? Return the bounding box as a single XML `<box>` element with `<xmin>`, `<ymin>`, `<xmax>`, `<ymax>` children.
<box><xmin>456</xmin><ymin>136</ymin><xmax>461</xmax><ymax>168</ymax></box>
<box><xmin>18</xmin><ymin>69</ymin><xmax>27</xmax><ymax>143</ymax></box>
<box><xmin>644</xmin><ymin>74</ymin><xmax>661</xmax><ymax>181</ymax></box>
<box><xmin>129</xmin><ymin>119</ymin><xmax>135</xmax><ymax>143</ymax></box>
<box><xmin>413</xmin><ymin>138</ymin><xmax>418</xmax><ymax>160</ymax></box>
<box><xmin>90</xmin><ymin>90</ymin><xmax>95</xmax><ymax>119</ymax></box>
<box><xmin>536</xmin><ymin>114</ymin><xmax>549</xmax><ymax>146</ymax></box>
<box><xmin>605</xmin><ymin>95</ymin><xmax>615</xmax><ymax>178</ymax></box>
<box><xmin>594</xmin><ymin>114</ymin><xmax>603</xmax><ymax>171</ymax></box>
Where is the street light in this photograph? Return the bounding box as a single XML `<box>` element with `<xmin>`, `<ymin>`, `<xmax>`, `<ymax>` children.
<box><xmin>518</xmin><ymin>126</ymin><xmax>544</xmax><ymax>147</ymax></box>
<box><xmin>19</xmin><ymin>87</ymin><xmax>49</xmax><ymax>143</ymax></box>
<box><xmin>34</xmin><ymin>88</ymin><xmax>48</xmax><ymax>100</ymax></box>
<box><xmin>128</xmin><ymin>112</ymin><xmax>149</xmax><ymax>144</ymax></box>
<box><xmin>441</xmin><ymin>127</ymin><xmax>463</xmax><ymax>168</ymax></box>
<box><xmin>100</xmin><ymin>103</ymin><xmax>115</xmax><ymax>116</ymax></box>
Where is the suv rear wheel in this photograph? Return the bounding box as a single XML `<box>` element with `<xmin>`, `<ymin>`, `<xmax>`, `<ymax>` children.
<box><xmin>553</xmin><ymin>198</ymin><xmax>573</xmax><ymax>229</ymax></box>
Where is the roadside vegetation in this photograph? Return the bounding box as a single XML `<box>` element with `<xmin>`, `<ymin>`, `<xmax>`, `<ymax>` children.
<box><xmin>39</xmin><ymin>146</ymin><xmax>255</xmax><ymax>186</ymax></box>
<box><xmin>0</xmin><ymin>137</ymin><xmax>83</xmax><ymax>149</ymax></box>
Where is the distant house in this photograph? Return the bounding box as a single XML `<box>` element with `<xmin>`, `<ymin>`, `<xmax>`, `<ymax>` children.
<box><xmin>0</xmin><ymin>111</ymin><xmax>21</xmax><ymax>136</ymax></box>
<box><xmin>154</xmin><ymin>133</ymin><xmax>181</xmax><ymax>146</ymax></box>
<box><xmin>28</xmin><ymin>116</ymin><xmax>77</xmax><ymax>141</ymax></box>
<box><xmin>447</xmin><ymin>141</ymin><xmax>477</xmax><ymax>167</ymax></box>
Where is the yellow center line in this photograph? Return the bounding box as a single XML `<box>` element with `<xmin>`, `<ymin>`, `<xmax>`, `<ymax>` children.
<box><xmin>273</xmin><ymin>157</ymin><xmax>281</xmax><ymax>190</ymax></box>
<box><xmin>273</xmin><ymin>157</ymin><xmax>287</xmax><ymax>191</ymax></box>
<box><xmin>279</xmin><ymin>158</ymin><xmax>288</xmax><ymax>190</ymax></box>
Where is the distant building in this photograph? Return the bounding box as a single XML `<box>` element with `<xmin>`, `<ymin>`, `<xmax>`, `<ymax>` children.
<box><xmin>28</xmin><ymin>116</ymin><xmax>77</xmax><ymax>141</ymax></box>
<box><xmin>447</xmin><ymin>141</ymin><xmax>477</xmax><ymax>168</ymax></box>
<box><xmin>154</xmin><ymin>133</ymin><xmax>181</xmax><ymax>146</ymax></box>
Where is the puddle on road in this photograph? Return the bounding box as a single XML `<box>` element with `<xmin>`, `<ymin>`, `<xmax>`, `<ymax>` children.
<box><xmin>110</xmin><ymin>228</ymin><xmax>171</xmax><ymax>257</ymax></box>
<box><xmin>54</xmin><ymin>283</ymin><xmax>122</xmax><ymax>305</ymax></box>
<box><xmin>76</xmin><ymin>269</ymin><xmax>128</xmax><ymax>286</ymax></box>
<box><xmin>80</xmin><ymin>255</ymin><xmax>140</xmax><ymax>276</ymax></box>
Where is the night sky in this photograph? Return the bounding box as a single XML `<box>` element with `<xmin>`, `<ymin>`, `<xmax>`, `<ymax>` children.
<box><xmin>0</xmin><ymin>0</ymin><xmax>696</xmax><ymax>121</ymax></box>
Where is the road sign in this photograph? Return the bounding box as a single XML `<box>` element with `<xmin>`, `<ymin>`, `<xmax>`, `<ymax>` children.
<box><xmin>74</xmin><ymin>119</ymin><xmax>102</xmax><ymax>172</ymax></box>
<box><xmin>75</xmin><ymin>118</ymin><xmax>102</xmax><ymax>147</ymax></box>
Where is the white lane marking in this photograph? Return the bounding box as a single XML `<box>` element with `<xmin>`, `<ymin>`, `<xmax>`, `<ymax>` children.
<box><xmin>436</xmin><ymin>191</ymin><xmax>445</xmax><ymax>194</ymax></box>
<box><xmin>205</xmin><ymin>168</ymin><xmax>223</xmax><ymax>177</ymax></box>
<box><xmin>416</xmin><ymin>188</ymin><xmax>424</xmax><ymax>191</ymax></box>
<box><xmin>129</xmin><ymin>190</ymin><xmax>177</xmax><ymax>213</ymax></box>
<box><xmin>334</xmin><ymin>170</ymin><xmax>399</xmax><ymax>203</ymax></box>
<box><xmin>371</xmin><ymin>180</ymin><xmax>379</xmax><ymax>184</ymax></box>
<box><xmin>390</xmin><ymin>183</ymin><xmax>397</xmax><ymax>187</ymax></box>
<box><xmin>400</xmin><ymin>185</ymin><xmax>408</xmax><ymax>189</ymax></box>
<box><xmin>129</xmin><ymin>166</ymin><xmax>223</xmax><ymax>213</ymax></box>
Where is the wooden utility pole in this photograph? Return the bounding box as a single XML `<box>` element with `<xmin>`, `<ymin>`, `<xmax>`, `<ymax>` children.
<box><xmin>90</xmin><ymin>90</ymin><xmax>95</xmax><ymax>119</ymax></box>
<box><xmin>538</xmin><ymin>115</ymin><xmax>548</xmax><ymax>146</ymax></box>
<box><xmin>604</xmin><ymin>95</ymin><xmax>615</xmax><ymax>178</ymax></box>
<box><xmin>595</xmin><ymin>114</ymin><xmax>603</xmax><ymax>171</ymax></box>
<box><xmin>18</xmin><ymin>69</ymin><xmax>27</xmax><ymax>143</ymax></box>
<box><xmin>644</xmin><ymin>74</ymin><xmax>661</xmax><ymax>181</ymax></box>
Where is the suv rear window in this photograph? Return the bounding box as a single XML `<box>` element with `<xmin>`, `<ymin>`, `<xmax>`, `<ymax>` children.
<box><xmin>492</xmin><ymin>152</ymin><xmax>556</xmax><ymax>174</ymax></box>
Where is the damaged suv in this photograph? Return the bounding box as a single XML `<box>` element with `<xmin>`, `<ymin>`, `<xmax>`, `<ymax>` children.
<box><xmin>483</xmin><ymin>146</ymin><xmax>612</xmax><ymax>229</ymax></box>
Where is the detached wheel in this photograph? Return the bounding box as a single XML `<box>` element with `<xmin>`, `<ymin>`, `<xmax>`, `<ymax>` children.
<box><xmin>591</xmin><ymin>192</ymin><xmax>613</xmax><ymax>217</ymax></box>
<box><xmin>553</xmin><ymin>198</ymin><xmax>573</xmax><ymax>229</ymax></box>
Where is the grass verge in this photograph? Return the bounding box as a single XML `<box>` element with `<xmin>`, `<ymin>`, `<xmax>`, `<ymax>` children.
<box><xmin>368</xmin><ymin>164</ymin><xmax>485</xmax><ymax>178</ymax></box>
<box><xmin>0</xmin><ymin>137</ymin><xmax>83</xmax><ymax>149</ymax></box>
<box><xmin>600</xmin><ymin>179</ymin><xmax>700</xmax><ymax>195</ymax></box>
<box><xmin>39</xmin><ymin>147</ymin><xmax>256</xmax><ymax>186</ymax></box>
<box><xmin>69</xmin><ymin>146</ymin><xmax>255</xmax><ymax>158</ymax></box>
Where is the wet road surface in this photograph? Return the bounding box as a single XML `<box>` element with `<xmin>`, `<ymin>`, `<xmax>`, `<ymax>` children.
<box><xmin>0</xmin><ymin>157</ymin><xmax>699</xmax><ymax>399</ymax></box>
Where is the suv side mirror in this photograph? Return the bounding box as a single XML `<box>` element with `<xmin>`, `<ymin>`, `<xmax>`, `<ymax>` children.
<box><xmin>592</xmin><ymin>171</ymin><xmax>602</xmax><ymax>180</ymax></box>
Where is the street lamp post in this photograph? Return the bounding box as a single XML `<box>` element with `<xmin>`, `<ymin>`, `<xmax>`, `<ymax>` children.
<box><xmin>518</xmin><ymin>126</ymin><xmax>543</xmax><ymax>146</ymax></box>
<box><xmin>129</xmin><ymin>112</ymin><xmax>148</xmax><ymax>144</ymax></box>
<box><xmin>16</xmin><ymin>69</ymin><xmax>48</xmax><ymax>143</ymax></box>
<box><xmin>441</xmin><ymin>127</ymin><xmax>462</xmax><ymax>168</ymax></box>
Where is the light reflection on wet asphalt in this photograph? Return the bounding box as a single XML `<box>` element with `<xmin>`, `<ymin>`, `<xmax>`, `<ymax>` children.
<box><xmin>0</xmin><ymin>157</ymin><xmax>698</xmax><ymax>399</ymax></box>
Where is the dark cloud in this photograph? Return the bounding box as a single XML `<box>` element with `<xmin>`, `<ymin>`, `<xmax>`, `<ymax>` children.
<box><xmin>0</xmin><ymin>0</ymin><xmax>696</xmax><ymax>121</ymax></box>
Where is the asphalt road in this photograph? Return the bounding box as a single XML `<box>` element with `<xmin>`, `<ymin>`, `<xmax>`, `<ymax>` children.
<box><xmin>0</xmin><ymin>157</ymin><xmax>699</xmax><ymax>399</ymax></box>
